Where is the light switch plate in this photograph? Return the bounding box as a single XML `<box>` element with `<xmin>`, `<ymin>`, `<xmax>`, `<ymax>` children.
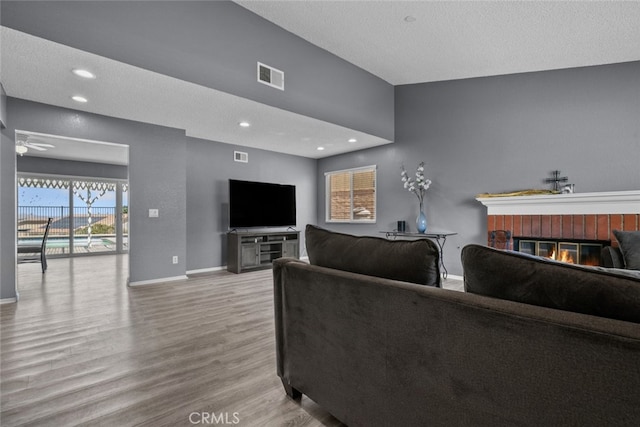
<box><xmin>149</xmin><ymin>209</ymin><xmax>159</xmax><ymax>218</ymax></box>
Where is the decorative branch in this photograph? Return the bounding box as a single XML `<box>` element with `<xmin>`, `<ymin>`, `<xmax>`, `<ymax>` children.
<box><xmin>401</xmin><ymin>162</ymin><xmax>431</xmax><ymax>205</ymax></box>
<box><xmin>73</xmin><ymin>186</ymin><xmax>107</xmax><ymax>247</ymax></box>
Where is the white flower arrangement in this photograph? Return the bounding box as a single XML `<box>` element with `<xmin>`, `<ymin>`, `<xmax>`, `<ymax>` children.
<box><xmin>401</xmin><ymin>162</ymin><xmax>431</xmax><ymax>206</ymax></box>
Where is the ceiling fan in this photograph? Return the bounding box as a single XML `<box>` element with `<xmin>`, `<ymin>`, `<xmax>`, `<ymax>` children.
<box><xmin>15</xmin><ymin>135</ymin><xmax>55</xmax><ymax>155</ymax></box>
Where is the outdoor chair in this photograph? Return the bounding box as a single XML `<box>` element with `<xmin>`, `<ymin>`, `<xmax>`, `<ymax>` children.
<box><xmin>18</xmin><ymin>217</ymin><xmax>53</xmax><ymax>273</ymax></box>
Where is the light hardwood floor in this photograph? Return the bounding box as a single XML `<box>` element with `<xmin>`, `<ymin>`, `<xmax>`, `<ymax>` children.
<box><xmin>2</xmin><ymin>256</ymin><xmax>462</xmax><ymax>427</ymax></box>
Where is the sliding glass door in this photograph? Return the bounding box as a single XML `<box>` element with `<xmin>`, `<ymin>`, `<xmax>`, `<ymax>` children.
<box><xmin>18</xmin><ymin>177</ymin><xmax>71</xmax><ymax>255</ymax></box>
<box><xmin>18</xmin><ymin>175</ymin><xmax>128</xmax><ymax>257</ymax></box>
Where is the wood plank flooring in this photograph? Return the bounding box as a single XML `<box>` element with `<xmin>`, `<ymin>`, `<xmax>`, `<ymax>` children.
<box><xmin>2</xmin><ymin>256</ymin><xmax>462</xmax><ymax>427</ymax></box>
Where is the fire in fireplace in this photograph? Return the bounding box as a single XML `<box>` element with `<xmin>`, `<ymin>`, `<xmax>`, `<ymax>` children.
<box><xmin>513</xmin><ymin>237</ymin><xmax>609</xmax><ymax>266</ymax></box>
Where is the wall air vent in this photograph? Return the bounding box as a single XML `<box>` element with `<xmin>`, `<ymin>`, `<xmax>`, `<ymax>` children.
<box><xmin>234</xmin><ymin>151</ymin><xmax>248</xmax><ymax>163</ymax></box>
<box><xmin>257</xmin><ymin>62</ymin><xmax>284</xmax><ymax>91</ymax></box>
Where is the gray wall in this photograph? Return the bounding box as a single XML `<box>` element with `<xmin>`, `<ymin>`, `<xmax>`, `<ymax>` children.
<box><xmin>4</xmin><ymin>98</ymin><xmax>187</xmax><ymax>289</ymax></box>
<box><xmin>1</xmin><ymin>120</ymin><xmax>17</xmax><ymax>299</ymax></box>
<box><xmin>0</xmin><ymin>83</ymin><xmax>6</xmax><ymax>128</ymax></box>
<box><xmin>1</xmin><ymin>0</ymin><xmax>394</xmax><ymax>141</ymax></box>
<box><xmin>0</xmin><ymin>0</ymin><xmax>392</xmax><ymax>296</ymax></box>
<box><xmin>17</xmin><ymin>157</ymin><xmax>128</xmax><ymax>180</ymax></box>
<box><xmin>186</xmin><ymin>138</ymin><xmax>316</xmax><ymax>270</ymax></box>
<box><xmin>0</xmin><ymin>97</ymin><xmax>318</xmax><ymax>298</ymax></box>
<box><xmin>317</xmin><ymin>62</ymin><xmax>640</xmax><ymax>276</ymax></box>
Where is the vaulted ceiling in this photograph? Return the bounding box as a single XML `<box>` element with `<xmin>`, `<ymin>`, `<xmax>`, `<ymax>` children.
<box><xmin>2</xmin><ymin>1</ymin><xmax>639</xmax><ymax>162</ymax></box>
<box><xmin>237</xmin><ymin>1</ymin><xmax>640</xmax><ymax>85</ymax></box>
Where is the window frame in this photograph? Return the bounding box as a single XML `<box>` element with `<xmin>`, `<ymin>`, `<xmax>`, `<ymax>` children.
<box><xmin>325</xmin><ymin>165</ymin><xmax>377</xmax><ymax>224</ymax></box>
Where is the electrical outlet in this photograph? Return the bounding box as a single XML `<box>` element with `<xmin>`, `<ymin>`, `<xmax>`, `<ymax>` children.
<box><xmin>172</xmin><ymin>256</ymin><xmax>178</xmax><ymax>264</ymax></box>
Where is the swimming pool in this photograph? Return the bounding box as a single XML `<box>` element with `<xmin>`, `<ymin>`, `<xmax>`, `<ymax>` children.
<box><xmin>18</xmin><ymin>236</ymin><xmax>115</xmax><ymax>248</ymax></box>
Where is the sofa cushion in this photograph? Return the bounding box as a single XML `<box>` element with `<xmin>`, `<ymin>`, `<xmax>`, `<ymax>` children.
<box><xmin>305</xmin><ymin>224</ymin><xmax>440</xmax><ymax>286</ymax></box>
<box><xmin>461</xmin><ymin>244</ymin><xmax>640</xmax><ymax>324</ymax></box>
<box><xmin>601</xmin><ymin>246</ymin><xmax>625</xmax><ymax>269</ymax></box>
<box><xmin>613</xmin><ymin>230</ymin><xmax>640</xmax><ymax>270</ymax></box>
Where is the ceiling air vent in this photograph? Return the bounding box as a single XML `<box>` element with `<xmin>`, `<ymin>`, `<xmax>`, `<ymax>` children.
<box><xmin>234</xmin><ymin>151</ymin><xmax>248</xmax><ymax>163</ymax></box>
<box><xmin>257</xmin><ymin>62</ymin><xmax>284</xmax><ymax>90</ymax></box>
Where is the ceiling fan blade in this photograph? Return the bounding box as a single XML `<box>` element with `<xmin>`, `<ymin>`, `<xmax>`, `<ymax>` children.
<box><xmin>28</xmin><ymin>143</ymin><xmax>55</xmax><ymax>148</ymax></box>
<box><xmin>25</xmin><ymin>144</ymin><xmax>47</xmax><ymax>151</ymax></box>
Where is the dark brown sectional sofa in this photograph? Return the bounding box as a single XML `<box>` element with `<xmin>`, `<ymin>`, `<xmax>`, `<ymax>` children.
<box><xmin>273</xmin><ymin>225</ymin><xmax>640</xmax><ymax>427</ymax></box>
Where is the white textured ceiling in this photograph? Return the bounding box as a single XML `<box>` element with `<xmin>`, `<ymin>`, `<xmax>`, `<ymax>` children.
<box><xmin>0</xmin><ymin>27</ymin><xmax>390</xmax><ymax>162</ymax></box>
<box><xmin>237</xmin><ymin>0</ymin><xmax>640</xmax><ymax>85</ymax></box>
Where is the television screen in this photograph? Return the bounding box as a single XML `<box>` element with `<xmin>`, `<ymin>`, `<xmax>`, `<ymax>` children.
<box><xmin>229</xmin><ymin>179</ymin><xmax>296</xmax><ymax>228</ymax></box>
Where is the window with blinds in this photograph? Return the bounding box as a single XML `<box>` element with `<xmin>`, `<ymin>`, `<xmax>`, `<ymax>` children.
<box><xmin>325</xmin><ymin>166</ymin><xmax>376</xmax><ymax>223</ymax></box>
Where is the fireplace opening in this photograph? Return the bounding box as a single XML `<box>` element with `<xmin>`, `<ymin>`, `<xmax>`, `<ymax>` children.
<box><xmin>513</xmin><ymin>237</ymin><xmax>610</xmax><ymax>266</ymax></box>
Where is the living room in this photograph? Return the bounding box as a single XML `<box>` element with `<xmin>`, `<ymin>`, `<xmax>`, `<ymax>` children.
<box><xmin>2</xmin><ymin>1</ymin><xmax>638</xmax><ymax>297</ymax></box>
<box><xmin>1</xmin><ymin>1</ymin><xmax>639</xmax><ymax>425</ymax></box>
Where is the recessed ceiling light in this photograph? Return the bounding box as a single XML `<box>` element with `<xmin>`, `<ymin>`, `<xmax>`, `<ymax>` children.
<box><xmin>238</xmin><ymin>121</ymin><xmax>251</xmax><ymax>128</ymax></box>
<box><xmin>72</xmin><ymin>95</ymin><xmax>88</xmax><ymax>103</ymax></box>
<box><xmin>404</xmin><ymin>16</ymin><xmax>416</xmax><ymax>23</ymax></box>
<box><xmin>348</xmin><ymin>138</ymin><xmax>357</xmax><ymax>143</ymax></box>
<box><xmin>72</xmin><ymin>68</ymin><xmax>96</xmax><ymax>79</ymax></box>
<box><xmin>317</xmin><ymin>146</ymin><xmax>325</xmax><ymax>151</ymax></box>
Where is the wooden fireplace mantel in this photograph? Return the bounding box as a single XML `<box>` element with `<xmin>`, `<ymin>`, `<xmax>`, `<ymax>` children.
<box><xmin>476</xmin><ymin>190</ymin><xmax>640</xmax><ymax>215</ymax></box>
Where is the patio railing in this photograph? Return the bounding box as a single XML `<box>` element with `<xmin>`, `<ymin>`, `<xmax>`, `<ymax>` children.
<box><xmin>17</xmin><ymin>206</ymin><xmax>128</xmax><ymax>255</ymax></box>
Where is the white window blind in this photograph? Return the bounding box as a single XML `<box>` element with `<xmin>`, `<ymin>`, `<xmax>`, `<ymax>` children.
<box><xmin>325</xmin><ymin>165</ymin><xmax>376</xmax><ymax>223</ymax></box>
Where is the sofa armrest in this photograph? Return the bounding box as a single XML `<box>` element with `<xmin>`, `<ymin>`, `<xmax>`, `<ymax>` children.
<box><xmin>272</xmin><ymin>258</ymin><xmax>307</xmax><ymax>383</ymax></box>
<box><xmin>602</xmin><ymin>246</ymin><xmax>624</xmax><ymax>268</ymax></box>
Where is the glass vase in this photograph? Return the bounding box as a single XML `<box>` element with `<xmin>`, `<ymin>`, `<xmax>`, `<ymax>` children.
<box><xmin>416</xmin><ymin>201</ymin><xmax>427</xmax><ymax>233</ymax></box>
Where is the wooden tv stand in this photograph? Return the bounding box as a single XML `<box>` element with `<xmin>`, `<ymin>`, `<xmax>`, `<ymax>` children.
<box><xmin>227</xmin><ymin>230</ymin><xmax>300</xmax><ymax>273</ymax></box>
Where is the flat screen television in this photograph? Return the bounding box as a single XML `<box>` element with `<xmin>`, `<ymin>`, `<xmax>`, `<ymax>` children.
<box><xmin>229</xmin><ymin>179</ymin><xmax>296</xmax><ymax>228</ymax></box>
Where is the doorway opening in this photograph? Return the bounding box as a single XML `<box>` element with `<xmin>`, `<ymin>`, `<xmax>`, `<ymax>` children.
<box><xmin>15</xmin><ymin>130</ymin><xmax>129</xmax><ymax>288</ymax></box>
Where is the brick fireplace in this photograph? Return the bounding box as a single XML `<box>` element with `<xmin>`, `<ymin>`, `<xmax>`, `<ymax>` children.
<box><xmin>477</xmin><ymin>191</ymin><xmax>640</xmax><ymax>266</ymax></box>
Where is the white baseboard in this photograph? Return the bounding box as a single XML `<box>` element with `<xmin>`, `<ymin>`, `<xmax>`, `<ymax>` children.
<box><xmin>186</xmin><ymin>259</ymin><xmax>307</xmax><ymax>275</ymax></box>
<box><xmin>0</xmin><ymin>297</ymin><xmax>18</xmax><ymax>304</ymax></box>
<box><xmin>128</xmin><ymin>275</ymin><xmax>189</xmax><ymax>287</ymax></box>
<box><xmin>186</xmin><ymin>266</ymin><xmax>227</xmax><ymax>275</ymax></box>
